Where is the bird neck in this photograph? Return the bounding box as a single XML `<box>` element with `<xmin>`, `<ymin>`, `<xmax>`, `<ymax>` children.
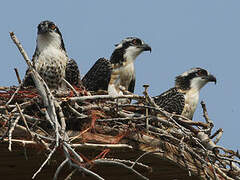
<box><xmin>36</xmin><ymin>33</ymin><xmax>65</xmax><ymax>53</ymax></box>
<box><xmin>110</xmin><ymin>47</ymin><xmax>125</xmax><ymax>64</ymax></box>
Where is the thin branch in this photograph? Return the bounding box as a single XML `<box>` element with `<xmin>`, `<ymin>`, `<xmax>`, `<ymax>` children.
<box><xmin>70</xmin><ymin>94</ymin><xmax>143</xmax><ymax>102</ymax></box>
<box><xmin>71</xmin><ymin>143</ymin><xmax>133</xmax><ymax>150</ymax></box>
<box><xmin>131</xmin><ymin>150</ymin><xmax>164</xmax><ymax>169</ymax></box>
<box><xmin>53</xmin><ymin>158</ymin><xmax>68</xmax><ymax>180</ymax></box>
<box><xmin>5</xmin><ymin>85</ymin><xmax>21</xmax><ymax>106</ymax></box>
<box><xmin>94</xmin><ymin>159</ymin><xmax>149</xmax><ymax>180</ymax></box>
<box><xmin>14</xmin><ymin>68</ymin><xmax>22</xmax><ymax>84</ymax></box>
<box><xmin>62</xmin><ymin>78</ymin><xmax>79</xmax><ymax>96</ymax></box>
<box><xmin>32</xmin><ymin>146</ymin><xmax>57</xmax><ymax>179</ymax></box>
<box><xmin>8</xmin><ymin>116</ymin><xmax>20</xmax><ymax>151</ymax></box>
<box><xmin>16</xmin><ymin>103</ymin><xmax>33</xmax><ymax>138</ymax></box>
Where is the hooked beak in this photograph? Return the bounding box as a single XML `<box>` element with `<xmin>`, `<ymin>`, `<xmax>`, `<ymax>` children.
<box><xmin>141</xmin><ymin>44</ymin><xmax>152</xmax><ymax>53</ymax></box>
<box><xmin>205</xmin><ymin>74</ymin><xmax>217</xmax><ymax>84</ymax></box>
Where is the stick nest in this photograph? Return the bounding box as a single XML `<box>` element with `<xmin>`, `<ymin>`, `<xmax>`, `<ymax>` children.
<box><xmin>0</xmin><ymin>32</ymin><xmax>239</xmax><ymax>180</ymax></box>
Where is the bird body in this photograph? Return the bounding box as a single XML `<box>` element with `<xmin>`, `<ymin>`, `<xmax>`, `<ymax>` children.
<box><xmin>82</xmin><ymin>58</ymin><xmax>112</xmax><ymax>92</ymax></box>
<box><xmin>82</xmin><ymin>37</ymin><xmax>151</xmax><ymax>95</ymax></box>
<box><xmin>154</xmin><ymin>68</ymin><xmax>216</xmax><ymax>119</ymax></box>
<box><xmin>23</xmin><ymin>20</ymin><xmax>81</xmax><ymax>89</ymax></box>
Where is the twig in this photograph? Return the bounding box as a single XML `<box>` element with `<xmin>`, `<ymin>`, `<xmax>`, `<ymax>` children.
<box><xmin>71</xmin><ymin>143</ymin><xmax>133</xmax><ymax>149</ymax></box>
<box><xmin>131</xmin><ymin>150</ymin><xmax>164</xmax><ymax>169</ymax></box>
<box><xmin>94</xmin><ymin>159</ymin><xmax>149</xmax><ymax>180</ymax></box>
<box><xmin>32</xmin><ymin>146</ymin><xmax>57</xmax><ymax>179</ymax></box>
<box><xmin>8</xmin><ymin>116</ymin><xmax>20</xmax><ymax>151</ymax></box>
<box><xmin>178</xmin><ymin>137</ymin><xmax>191</xmax><ymax>176</ymax></box>
<box><xmin>5</xmin><ymin>85</ymin><xmax>21</xmax><ymax>106</ymax></box>
<box><xmin>70</xmin><ymin>94</ymin><xmax>143</xmax><ymax>102</ymax></box>
<box><xmin>100</xmin><ymin>158</ymin><xmax>151</xmax><ymax>170</ymax></box>
<box><xmin>63</xmin><ymin>142</ymin><xmax>84</xmax><ymax>163</ymax></box>
<box><xmin>16</xmin><ymin>103</ymin><xmax>32</xmax><ymax>138</ymax></box>
<box><xmin>201</xmin><ymin>101</ymin><xmax>214</xmax><ymax>134</ymax></box>
<box><xmin>68</xmin><ymin>104</ymin><xmax>88</xmax><ymax>119</ymax></box>
<box><xmin>53</xmin><ymin>158</ymin><xmax>68</xmax><ymax>180</ymax></box>
<box><xmin>10</xmin><ymin>32</ymin><xmax>32</xmax><ymax>67</ymax></box>
<box><xmin>63</xmin><ymin>146</ymin><xmax>104</xmax><ymax>180</ymax></box>
<box><xmin>54</xmin><ymin>101</ymin><xmax>67</xmax><ymax>140</ymax></box>
<box><xmin>14</xmin><ymin>68</ymin><xmax>22</xmax><ymax>84</ymax></box>
<box><xmin>143</xmin><ymin>85</ymin><xmax>150</xmax><ymax>131</ymax></box>
<box><xmin>64</xmin><ymin>169</ymin><xmax>77</xmax><ymax>180</ymax></box>
<box><xmin>62</xmin><ymin>77</ymin><xmax>79</xmax><ymax>96</ymax></box>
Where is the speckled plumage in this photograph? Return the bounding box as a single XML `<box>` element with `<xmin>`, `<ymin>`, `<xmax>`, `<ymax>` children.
<box><xmin>82</xmin><ymin>37</ymin><xmax>151</xmax><ymax>95</ymax></box>
<box><xmin>65</xmin><ymin>58</ymin><xmax>81</xmax><ymax>86</ymax></box>
<box><xmin>23</xmin><ymin>20</ymin><xmax>81</xmax><ymax>89</ymax></box>
<box><xmin>153</xmin><ymin>87</ymin><xmax>185</xmax><ymax>115</ymax></box>
<box><xmin>82</xmin><ymin>58</ymin><xmax>112</xmax><ymax>91</ymax></box>
<box><xmin>153</xmin><ymin>68</ymin><xmax>216</xmax><ymax>119</ymax></box>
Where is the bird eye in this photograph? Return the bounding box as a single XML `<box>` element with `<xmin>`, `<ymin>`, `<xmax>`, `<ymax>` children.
<box><xmin>50</xmin><ymin>24</ymin><xmax>56</xmax><ymax>30</ymax></box>
<box><xmin>132</xmin><ymin>39</ymin><xmax>142</xmax><ymax>45</ymax></box>
<box><xmin>196</xmin><ymin>70</ymin><xmax>206</xmax><ymax>76</ymax></box>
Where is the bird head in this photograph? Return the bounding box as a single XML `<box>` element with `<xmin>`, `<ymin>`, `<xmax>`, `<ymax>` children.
<box><xmin>110</xmin><ymin>37</ymin><xmax>151</xmax><ymax>64</ymax></box>
<box><xmin>36</xmin><ymin>20</ymin><xmax>65</xmax><ymax>51</ymax></box>
<box><xmin>175</xmin><ymin>67</ymin><xmax>216</xmax><ymax>91</ymax></box>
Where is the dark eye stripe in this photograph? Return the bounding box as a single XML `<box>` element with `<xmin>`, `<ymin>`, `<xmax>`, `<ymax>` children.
<box><xmin>196</xmin><ymin>69</ymin><xmax>208</xmax><ymax>76</ymax></box>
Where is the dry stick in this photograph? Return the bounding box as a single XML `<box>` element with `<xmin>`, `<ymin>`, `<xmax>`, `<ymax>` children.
<box><xmin>32</xmin><ymin>146</ymin><xmax>57</xmax><ymax>179</ymax></box>
<box><xmin>143</xmin><ymin>85</ymin><xmax>149</xmax><ymax>131</ymax></box>
<box><xmin>68</xmin><ymin>104</ymin><xmax>88</xmax><ymax>119</ymax></box>
<box><xmin>64</xmin><ymin>169</ymin><xmax>77</xmax><ymax>180</ymax></box>
<box><xmin>94</xmin><ymin>159</ymin><xmax>149</xmax><ymax>180</ymax></box>
<box><xmin>213</xmin><ymin>129</ymin><xmax>223</xmax><ymax>144</ymax></box>
<box><xmin>63</xmin><ymin>142</ymin><xmax>84</xmax><ymax>163</ymax></box>
<box><xmin>130</xmin><ymin>150</ymin><xmax>164</xmax><ymax>169</ymax></box>
<box><xmin>3</xmin><ymin>138</ymin><xmax>38</xmax><ymax>145</ymax></box>
<box><xmin>14</xmin><ymin>68</ymin><xmax>22</xmax><ymax>84</ymax></box>
<box><xmin>119</xmin><ymin>104</ymin><xmax>209</xmax><ymax>128</ymax></box>
<box><xmin>53</xmin><ymin>158</ymin><xmax>68</xmax><ymax>180</ymax></box>
<box><xmin>178</xmin><ymin>137</ymin><xmax>191</xmax><ymax>176</ymax></box>
<box><xmin>5</xmin><ymin>85</ymin><xmax>21</xmax><ymax>106</ymax></box>
<box><xmin>70</xmin><ymin>94</ymin><xmax>143</xmax><ymax>102</ymax></box>
<box><xmin>54</xmin><ymin>101</ymin><xmax>67</xmax><ymax>139</ymax></box>
<box><xmin>16</xmin><ymin>103</ymin><xmax>32</xmax><ymax>138</ymax></box>
<box><xmin>8</xmin><ymin>116</ymin><xmax>20</xmax><ymax>151</ymax></box>
<box><xmin>62</xmin><ymin>78</ymin><xmax>79</xmax><ymax>96</ymax></box>
<box><xmin>201</xmin><ymin>101</ymin><xmax>214</xmax><ymax>133</ymax></box>
<box><xmin>102</xmin><ymin>158</ymin><xmax>151</xmax><ymax>170</ymax></box>
<box><xmin>63</xmin><ymin>146</ymin><xmax>104</xmax><ymax>180</ymax></box>
<box><xmin>71</xmin><ymin>143</ymin><xmax>133</xmax><ymax>149</ymax></box>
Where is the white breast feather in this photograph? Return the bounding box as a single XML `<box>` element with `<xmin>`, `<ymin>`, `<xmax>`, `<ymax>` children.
<box><xmin>118</xmin><ymin>62</ymin><xmax>135</xmax><ymax>89</ymax></box>
<box><xmin>182</xmin><ymin>88</ymin><xmax>200</xmax><ymax>120</ymax></box>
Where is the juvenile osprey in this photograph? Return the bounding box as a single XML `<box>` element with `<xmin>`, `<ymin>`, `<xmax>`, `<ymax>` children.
<box><xmin>23</xmin><ymin>20</ymin><xmax>81</xmax><ymax>89</ymax></box>
<box><xmin>153</xmin><ymin>68</ymin><xmax>216</xmax><ymax>120</ymax></box>
<box><xmin>82</xmin><ymin>37</ymin><xmax>151</xmax><ymax>95</ymax></box>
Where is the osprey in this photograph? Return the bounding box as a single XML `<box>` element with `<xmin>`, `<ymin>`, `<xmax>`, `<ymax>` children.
<box><xmin>82</xmin><ymin>37</ymin><xmax>151</xmax><ymax>95</ymax></box>
<box><xmin>23</xmin><ymin>20</ymin><xmax>81</xmax><ymax>89</ymax></box>
<box><xmin>153</xmin><ymin>68</ymin><xmax>216</xmax><ymax>120</ymax></box>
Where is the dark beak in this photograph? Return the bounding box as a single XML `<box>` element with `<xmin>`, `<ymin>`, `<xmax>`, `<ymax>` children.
<box><xmin>205</xmin><ymin>74</ymin><xmax>217</xmax><ymax>84</ymax></box>
<box><xmin>141</xmin><ymin>44</ymin><xmax>152</xmax><ymax>53</ymax></box>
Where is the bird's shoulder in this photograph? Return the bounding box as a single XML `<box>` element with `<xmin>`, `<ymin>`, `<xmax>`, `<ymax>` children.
<box><xmin>65</xmin><ymin>58</ymin><xmax>81</xmax><ymax>86</ymax></box>
<box><xmin>153</xmin><ymin>87</ymin><xmax>185</xmax><ymax>115</ymax></box>
<box><xmin>82</xmin><ymin>58</ymin><xmax>112</xmax><ymax>91</ymax></box>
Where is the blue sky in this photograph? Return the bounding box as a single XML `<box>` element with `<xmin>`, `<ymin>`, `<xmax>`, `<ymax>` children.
<box><xmin>0</xmin><ymin>1</ymin><xmax>239</xmax><ymax>150</ymax></box>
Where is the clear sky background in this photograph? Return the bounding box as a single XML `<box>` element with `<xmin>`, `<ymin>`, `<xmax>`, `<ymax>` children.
<box><xmin>0</xmin><ymin>1</ymin><xmax>239</xmax><ymax>150</ymax></box>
